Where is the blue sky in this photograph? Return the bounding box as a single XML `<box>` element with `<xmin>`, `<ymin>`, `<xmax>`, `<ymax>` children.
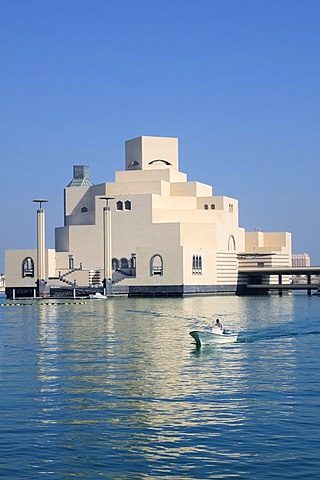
<box><xmin>1</xmin><ymin>0</ymin><xmax>319</xmax><ymax>271</ymax></box>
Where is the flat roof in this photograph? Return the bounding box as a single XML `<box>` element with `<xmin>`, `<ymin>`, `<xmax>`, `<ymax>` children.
<box><xmin>239</xmin><ymin>266</ymin><xmax>320</xmax><ymax>275</ymax></box>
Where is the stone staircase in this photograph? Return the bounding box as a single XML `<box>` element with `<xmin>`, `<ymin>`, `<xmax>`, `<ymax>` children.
<box><xmin>47</xmin><ymin>267</ymin><xmax>135</xmax><ymax>296</ymax></box>
<box><xmin>48</xmin><ymin>268</ymin><xmax>81</xmax><ymax>287</ymax></box>
<box><xmin>59</xmin><ymin>268</ymin><xmax>78</xmax><ymax>286</ymax></box>
<box><xmin>112</xmin><ymin>270</ymin><xmax>129</xmax><ymax>284</ymax></box>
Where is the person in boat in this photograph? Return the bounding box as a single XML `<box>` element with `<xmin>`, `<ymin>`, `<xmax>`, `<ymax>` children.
<box><xmin>212</xmin><ymin>319</ymin><xmax>225</xmax><ymax>333</ymax></box>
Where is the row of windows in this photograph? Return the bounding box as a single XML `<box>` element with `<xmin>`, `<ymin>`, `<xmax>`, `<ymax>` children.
<box><xmin>80</xmin><ymin>201</ymin><xmax>234</xmax><ymax>214</ymax></box>
<box><xmin>117</xmin><ymin>200</ymin><xmax>131</xmax><ymax>211</ymax></box>
<box><xmin>21</xmin><ymin>235</ymin><xmax>236</xmax><ymax>280</ymax></box>
<box><xmin>112</xmin><ymin>255</ymin><xmax>163</xmax><ymax>276</ymax></box>
<box><xmin>80</xmin><ymin>200</ymin><xmax>133</xmax><ymax>213</ymax></box>
<box><xmin>203</xmin><ymin>203</ymin><xmax>234</xmax><ymax>212</ymax></box>
<box><xmin>113</xmin><ymin>255</ymin><xmax>163</xmax><ymax>275</ymax></box>
<box><xmin>112</xmin><ymin>256</ymin><xmax>135</xmax><ymax>270</ymax></box>
<box><xmin>128</xmin><ymin>159</ymin><xmax>172</xmax><ymax>168</ymax></box>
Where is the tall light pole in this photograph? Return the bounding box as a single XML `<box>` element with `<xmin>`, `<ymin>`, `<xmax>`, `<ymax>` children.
<box><xmin>33</xmin><ymin>199</ymin><xmax>48</xmax><ymax>297</ymax></box>
<box><xmin>100</xmin><ymin>197</ymin><xmax>114</xmax><ymax>295</ymax></box>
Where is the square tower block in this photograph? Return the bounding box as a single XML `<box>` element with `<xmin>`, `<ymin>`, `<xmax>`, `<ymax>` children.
<box><xmin>125</xmin><ymin>136</ymin><xmax>179</xmax><ymax>171</ymax></box>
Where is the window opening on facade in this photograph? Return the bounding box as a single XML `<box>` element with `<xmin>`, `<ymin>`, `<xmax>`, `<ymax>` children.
<box><xmin>148</xmin><ymin>159</ymin><xmax>172</xmax><ymax>166</ymax></box>
<box><xmin>117</xmin><ymin>201</ymin><xmax>123</xmax><ymax>211</ymax></box>
<box><xmin>120</xmin><ymin>258</ymin><xmax>129</xmax><ymax>269</ymax></box>
<box><xmin>228</xmin><ymin>235</ymin><xmax>236</xmax><ymax>251</ymax></box>
<box><xmin>192</xmin><ymin>255</ymin><xmax>202</xmax><ymax>274</ymax></box>
<box><xmin>128</xmin><ymin>161</ymin><xmax>140</xmax><ymax>168</ymax></box>
<box><xmin>125</xmin><ymin>200</ymin><xmax>131</xmax><ymax>210</ymax></box>
<box><xmin>204</xmin><ymin>204</ymin><xmax>208</xmax><ymax>210</ymax></box>
<box><xmin>229</xmin><ymin>204</ymin><xmax>234</xmax><ymax>213</ymax></box>
<box><xmin>211</xmin><ymin>204</ymin><xmax>215</xmax><ymax>210</ymax></box>
<box><xmin>81</xmin><ymin>207</ymin><xmax>88</xmax><ymax>213</ymax></box>
<box><xmin>68</xmin><ymin>255</ymin><xmax>74</xmax><ymax>270</ymax></box>
<box><xmin>112</xmin><ymin>256</ymin><xmax>136</xmax><ymax>277</ymax></box>
<box><xmin>130</xmin><ymin>253</ymin><xmax>136</xmax><ymax>269</ymax></box>
<box><xmin>22</xmin><ymin>257</ymin><xmax>34</xmax><ymax>278</ymax></box>
<box><xmin>112</xmin><ymin>258</ymin><xmax>119</xmax><ymax>271</ymax></box>
<box><xmin>150</xmin><ymin>254</ymin><xmax>163</xmax><ymax>276</ymax></box>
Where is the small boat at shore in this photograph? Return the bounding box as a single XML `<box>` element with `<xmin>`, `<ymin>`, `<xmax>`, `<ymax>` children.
<box><xmin>189</xmin><ymin>329</ymin><xmax>238</xmax><ymax>347</ymax></box>
<box><xmin>89</xmin><ymin>292</ymin><xmax>107</xmax><ymax>299</ymax></box>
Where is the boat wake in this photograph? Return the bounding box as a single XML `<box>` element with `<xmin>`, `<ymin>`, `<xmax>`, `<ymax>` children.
<box><xmin>237</xmin><ymin>329</ymin><xmax>320</xmax><ymax>343</ymax></box>
<box><xmin>125</xmin><ymin>309</ymin><xmax>166</xmax><ymax>317</ymax></box>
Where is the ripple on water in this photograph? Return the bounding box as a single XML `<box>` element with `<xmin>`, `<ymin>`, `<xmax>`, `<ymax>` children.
<box><xmin>0</xmin><ymin>295</ymin><xmax>320</xmax><ymax>478</ymax></box>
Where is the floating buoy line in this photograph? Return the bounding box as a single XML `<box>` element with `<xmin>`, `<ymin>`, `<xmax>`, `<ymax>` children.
<box><xmin>0</xmin><ymin>301</ymin><xmax>88</xmax><ymax>307</ymax></box>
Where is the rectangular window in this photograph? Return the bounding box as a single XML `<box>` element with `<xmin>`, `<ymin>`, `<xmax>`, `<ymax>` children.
<box><xmin>192</xmin><ymin>255</ymin><xmax>202</xmax><ymax>274</ymax></box>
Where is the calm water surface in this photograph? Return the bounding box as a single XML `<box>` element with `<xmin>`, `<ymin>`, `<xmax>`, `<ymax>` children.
<box><xmin>1</xmin><ymin>294</ymin><xmax>320</xmax><ymax>479</ymax></box>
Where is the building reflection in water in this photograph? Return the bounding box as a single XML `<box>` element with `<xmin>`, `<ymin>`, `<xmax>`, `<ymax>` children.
<box><xmin>33</xmin><ymin>295</ymin><xmax>300</xmax><ymax>472</ymax></box>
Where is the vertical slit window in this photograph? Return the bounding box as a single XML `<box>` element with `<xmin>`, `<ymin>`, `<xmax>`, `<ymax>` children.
<box><xmin>192</xmin><ymin>254</ymin><xmax>202</xmax><ymax>274</ymax></box>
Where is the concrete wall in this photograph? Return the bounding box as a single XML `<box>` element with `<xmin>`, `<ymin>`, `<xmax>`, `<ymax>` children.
<box><xmin>245</xmin><ymin>231</ymin><xmax>291</xmax><ymax>255</ymax></box>
<box><xmin>5</xmin><ymin>249</ymin><xmax>56</xmax><ymax>288</ymax></box>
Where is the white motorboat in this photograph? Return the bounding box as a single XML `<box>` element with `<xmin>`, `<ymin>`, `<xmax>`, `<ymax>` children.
<box><xmin>189</xmin><ymin>328</ymin><xmax>238</xmax><ymax>347</ymax></box>
<box><xmin>89</xmin><ymin>292</ymin><xmax>107</xmax><ymax>299</ymax></box>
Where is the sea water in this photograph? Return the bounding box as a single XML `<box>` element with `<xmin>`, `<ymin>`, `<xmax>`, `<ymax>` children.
<box><xmin>0</xmin><ymin>294</ymin><xmax>319</xmax><ymax>479</ymax></box>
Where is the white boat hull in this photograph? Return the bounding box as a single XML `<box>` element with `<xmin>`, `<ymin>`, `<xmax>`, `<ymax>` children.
<box><xmin>189</xmin><ymin>330</ymin><xmax>238</xmax><ymax>347</ymax></box>
<box><xmin>89</xmin><ymin>293</ymin><xmax>107</xmax><ymax>299</ymax></box>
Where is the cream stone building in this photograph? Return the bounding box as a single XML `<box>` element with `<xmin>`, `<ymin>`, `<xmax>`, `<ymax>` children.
<box><xmin>5</xmin><ymin>136</ymin><xmax>292</xmax><ymax>298</ymax></box>
<box><xmin>292</xmin><ymin>253</ymin><xmax>311</xmax><ymax>267</ymax></box>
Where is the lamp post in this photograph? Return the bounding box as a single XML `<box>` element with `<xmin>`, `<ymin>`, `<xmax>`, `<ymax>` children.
<box><xmin>33</xmin><ymin>199</ymin><xmax>48</xmax><ymax>297</ymax></box>
<box><xmin>99</xmin><ymin>197</ymin><xmax>114</xmax><ymax>295</ymax></box>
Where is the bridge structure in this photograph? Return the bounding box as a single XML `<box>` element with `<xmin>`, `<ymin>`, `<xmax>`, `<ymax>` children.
<box><xmin>238</xmin><ymin>266</ymin><xmax>320</xmax><ymax>296</ymax></box>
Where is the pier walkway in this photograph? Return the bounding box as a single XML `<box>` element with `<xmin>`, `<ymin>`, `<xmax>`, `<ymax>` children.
<box><xmin>238</xmin><ymin>266</ymin><xmax>320</xmax><ymax>295</ymax></box>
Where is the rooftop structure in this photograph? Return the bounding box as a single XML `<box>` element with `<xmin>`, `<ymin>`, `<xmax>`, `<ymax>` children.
<box><xmin>67</xmin><ymin>165</ymin><xmax>93</xmax><ymax>187</ymax></box>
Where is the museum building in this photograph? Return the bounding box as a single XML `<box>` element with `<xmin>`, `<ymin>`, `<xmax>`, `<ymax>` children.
<box><xmin>5</xmin><ymin>136</ymin><xmax>291</xmax><ymax>298</ymax></box>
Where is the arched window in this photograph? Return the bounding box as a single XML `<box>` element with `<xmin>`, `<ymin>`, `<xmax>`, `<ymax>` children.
<box><xmin>117</xmin><ymin>201</ymin><xmax>123</xmax><ymax>211</ymax></box>
<box><xmin>150</xmin><ymin>254</ymin><xmax>163</xmax><ymax>276</ymax></box>
<box><xmin>112</xmin><ymin>258</ymin><xmax>119</xmax><ymax>271</ymax></box>
<box><xmin>204</xmin><ymin>204</ymin><xmax>208</xmax><ymax>210</ymax></box>
<box><xmin>228</xmin><ymin>235</ymin><xmax>236</xmax><ymax>250</ymax></box>
<box><xmin>148</xmin><ymin>159</ymin><xmax>172</xmax><ymax>166</ymax></box>
<box><xmin>125</xmin><ymin>200</ymin><xmax>131</xmax><ymax>210</ymax></box>
<box><xmin>81</xmin><ymin>206</ymin><xmax>88</xmax><ymax>213</ymax></box>
<box><xmin>22</xmin><ymin>257</ymin><xmax>34</xmax><ymax>278</ymax></box>
<box><xmin>211</xmin><ymin>204</ymin><xmax>215</xmax><ymax>210</ymax></box>
<box><xmin>127</xmin><ymin>160</ymin><xmax>140</xmax><ymax>168</ymax></box>
<box><xmin>120</xmin><ymin>258</ymin><xmax>129</xmax><ymax>269</ymax></box>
